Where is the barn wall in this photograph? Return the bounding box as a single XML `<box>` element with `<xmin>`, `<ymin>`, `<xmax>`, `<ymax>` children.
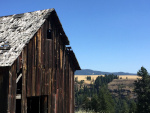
<box><xmin>2</xmin><ymin>13</ymin><xmax>77</xmax><ymax>113</ymax></box>
<box><xmin>17</xmin><ymin>15</ymin><xmax>76</xmax><ymax>113</ymax></box>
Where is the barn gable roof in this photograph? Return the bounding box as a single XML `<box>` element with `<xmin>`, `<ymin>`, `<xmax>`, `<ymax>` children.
<box><xmin>0</xmin><ymin>9</ymin><xmax>70</xmax><ymax>67</ymax></box>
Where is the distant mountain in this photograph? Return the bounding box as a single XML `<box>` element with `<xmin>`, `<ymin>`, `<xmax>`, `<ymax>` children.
<box><xmin>75</xmin><ymin>69</ymin><xmax>136</xmax><ymax>75</ymax></box>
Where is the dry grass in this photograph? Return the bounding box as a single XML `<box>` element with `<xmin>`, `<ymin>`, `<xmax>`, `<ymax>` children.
<box><xmin>118</xmin><ymin>75</ymin><xmax>141</xmax><ymax>80</ymax></box>
<box><xmin>108</xmin><ymin>78</ymin><xmax>138</xmax><ymax>99</ymax></box>
<box><xmin>75</xmin><ymin>75</ymin><xmax>104</xmax><ymax>84</ymax></box>
<box><xmin>75</xmin><ymin>75</ymin><xmax>141</xmax><ymax>85</ymax></box>
<box><xmin>108</xmin><ymin>79</ymin><xmax>136</xmax><ymax>90</ymax></box>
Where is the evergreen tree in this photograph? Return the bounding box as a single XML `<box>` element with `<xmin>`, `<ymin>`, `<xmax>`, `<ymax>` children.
<box><xmin>129</xmin><ymin>100</ymin><xmax>137</xmax><ymax>113</ymax></box>
<box><xmin>134</xmin><ymin>67</ymin><xmax>150</xmax><ymax>113</ymax></box>
<box><xmin>98</xmin><ymin>85</ymin><xmax>115</xmax><ymax>113</ymax></box>
<box><xmin>91</xmin><ymin>94</ymin><xmax>100</xmax><ymax>112</ymax></box>
<box><xmin>121</xmin><ymin>100</ymin><xmax>129</xmax><ymax>113</ymax></box>
<box><xmin>82</xmin><ymin>95</ymin><xmax>90</xmax><ymax>111</ymax></box>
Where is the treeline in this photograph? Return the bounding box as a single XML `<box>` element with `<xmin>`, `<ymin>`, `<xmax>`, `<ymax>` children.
<box><xmin>75</xmin><ymin>67</ymin><xmax>150</xmax><ymax>113</ymax></box>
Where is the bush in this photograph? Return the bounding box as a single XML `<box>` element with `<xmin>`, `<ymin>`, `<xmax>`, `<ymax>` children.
<box><xmin>87</xmin><ymin>76</ymin><xmax>91</xmax><ymax>80</ymax></box>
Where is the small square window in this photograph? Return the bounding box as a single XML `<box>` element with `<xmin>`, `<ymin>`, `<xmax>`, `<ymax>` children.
<box><xmin>47</xmin><ymin>29</ymin><xmax>52</xmax><ymax>39</ymax></box>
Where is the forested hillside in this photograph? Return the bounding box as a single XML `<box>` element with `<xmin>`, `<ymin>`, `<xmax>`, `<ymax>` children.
<box><xmin>75</xmin><ymin>74</ymin><xmax>136</xmax><ymax>113</ymax></box>
<box><xmin>75</xmin><ymin>67</ymin><xmax>150</xmax><ymax>113</ymax></box>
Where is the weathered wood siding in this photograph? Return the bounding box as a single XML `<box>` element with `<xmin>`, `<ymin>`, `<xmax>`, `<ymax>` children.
<box><xmin>0</xmin><ymin>12</ymin><xmax>79</xmax><ymax>113</ymax></box>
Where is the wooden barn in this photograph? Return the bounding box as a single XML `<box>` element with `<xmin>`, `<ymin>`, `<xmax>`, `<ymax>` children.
<box><xmin>0</xmin><ymin>9</ymin><xmax>80</xmax><ymax>113</ymax></box>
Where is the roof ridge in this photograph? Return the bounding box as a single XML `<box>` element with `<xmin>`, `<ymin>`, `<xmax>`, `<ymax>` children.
<box><xmin>0</xmin><ymin>8</ymin><xmax>55</xmax><ymax>18</ymax></box>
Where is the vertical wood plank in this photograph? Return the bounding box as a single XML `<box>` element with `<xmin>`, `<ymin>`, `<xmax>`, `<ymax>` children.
<box><xmin>71</xmin><ymin>67</ymin><xmax>74</xmax><ymax>113</ymax></box>
<box><xmin>32</xmin><ymin>36</ymin><xmax>36</xmax><ymax>96</ymax></box>
<box><xmin>41</xmin><ymin>24</ymin><xmax>44</xmax><ymax>69</ymax></box>
<box><xmin>22</xmin><ymin>46</ymin><xmax>27</xmax><ymax>113</ymax></box>
<box><xmin>27</xmin><ymin>39</ymin><xmax>33</xmax><ymax>97</ymax></box>
<box><xmin>68</xmin><ymin>59</ymin><xmax>71</xmax><ymax>113</ymax></box>
<box><xmin>8</xmin><ymin>68</ymin><xmax>12</xmax><ymax>113</ymax></box>
<box><xmin>65</xmin><ymin>53</ymin><xmax>69</xmax><ymax>113</ymax></box>
<box><xmin>62</xmin><ymin>46</ymin><xmax>66</xmax><ymax>113</ymax></box>
<box><xmin>45</xmin><ymin>40</ymin><xmax>49</xmax><ymax>95</ymax></box>
<box><xmin>36</xmin><ymin>29</ymin><xmax>42</xmax><ymax>96</ymax></box>
<box><xmin>48</xmin><ymin>69</ymin><xmax>52</xmax><ymax>113</ymax></box>
<box><xmin>41</xmin><ymin>68</ymin><xmax>45</xmax><ymax>95</ymax></box>
<box><xmin>51</xmin><ymin>26</ymin><xmax>56</xmax><ymax>113</ymax></box>
<box><xmin>48</xmin><ymin>39</ymin><xmax>52</xmax><ymax>69</ymax></box>
<box><xmin>9</xmin><ymin>61</ymin><xmax>17</xmax><ymax>113</ymax></box>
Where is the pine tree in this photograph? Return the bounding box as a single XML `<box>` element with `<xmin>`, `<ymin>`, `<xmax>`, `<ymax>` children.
<box><xmin>129</xmin><ymin>100</ymin><xmax>137</xmax><ymax>113</ymax></box>
<box><xmin>121</xmin><ymin>100</ymin><xmax>129</xmax><ymax>113</ymax></box>
<box><xmin>91</xmin><ymin>94</ymin><xmax>100</xmax><ymax>112</ymax></box>
<box><xmin>134</xmin><ymin>67</ymin><xmax>150</xmax><ymax>113</ymax></box>
<box><xmin>98</xmin><ymin>85</ymin><xmax>115</xmax><ymax>113</ymax></box>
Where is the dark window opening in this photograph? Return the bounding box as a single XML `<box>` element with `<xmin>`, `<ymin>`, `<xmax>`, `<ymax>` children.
<box><xmin>27</xmin><ymin>96</ymin><xmax>48</xmax><ymax>113</ymax></box>
<box><xmin>16</xmin><ymin>99</ymin><xmax>21</xmax><ymax>113</ymax></box>
<box><xmin>27</xmin><ymin>97</ymin><xmax>40</xmax><ymax>113</ymax></box>
<box><xmin>40</xmin><ymin>96</ymin><xmax>48</xmax><ymax>113</ymax></box>
<box><xmin>47</xmin><ymin>29</ymin><xmax>52</xmax><ymax>39</ymax></box>
<box><xmin>60</xmin><ymin>33</ymin><xmax>62</xmax><ymax>36</ymax></box>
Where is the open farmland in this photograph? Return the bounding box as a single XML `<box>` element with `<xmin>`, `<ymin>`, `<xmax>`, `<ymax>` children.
<box><xmin>118</xmin><ymin>75</ymin><xmax>141</xmax><ymax>79</ymax></box>
<box><xmin>74</xmin><ymin>75</ymin><xmax>104</xmax><ymax>84</ymax></box>
<box><xmin>75</xmin><ymin>75</ymin><xmax>141</xmax><ymax>85</ymax></box>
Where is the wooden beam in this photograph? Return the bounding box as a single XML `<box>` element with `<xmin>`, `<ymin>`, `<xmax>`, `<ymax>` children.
<box><xmin>21</xmin><ymin>46</ymin><xmax>27</xmax><ymax>113</ymax></box>
<box><xmin>16</xmin><ymin>74</ymin><xmax>22</xmax><ymax>83</ymax></box>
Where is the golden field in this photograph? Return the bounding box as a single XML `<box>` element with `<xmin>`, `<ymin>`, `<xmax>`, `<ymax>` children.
<box><xmin>118</xmin><ymin>75</ymin><xmax>141</xmax><ymax>80</ymax></box>
<box><xmin>75</xmin><ymin>75</ymin><xmax>141</xmax><ymax>85</ymax></box>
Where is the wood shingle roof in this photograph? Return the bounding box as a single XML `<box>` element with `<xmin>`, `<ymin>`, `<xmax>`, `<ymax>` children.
<box><xmin>0</xmin><ymin>9</ymin><xmax>56</xmax><ymax>66</ymax></box>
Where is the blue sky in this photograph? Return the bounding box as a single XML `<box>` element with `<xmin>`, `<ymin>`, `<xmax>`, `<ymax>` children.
<box><xmin>1</xmin><ymin>0</ymin><xmax>150</xmax><ymax>73</ymax></box>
